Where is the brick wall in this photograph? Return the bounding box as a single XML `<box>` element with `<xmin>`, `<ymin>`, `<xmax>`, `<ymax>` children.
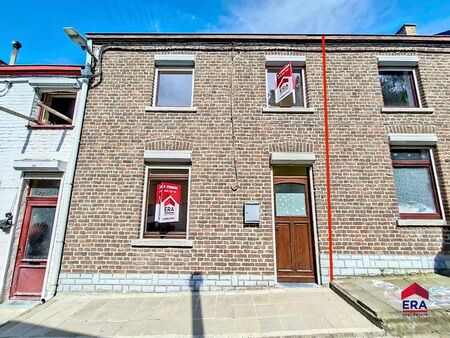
<box><xmin>61</xmin><ymin>39</ymin><xmax>450</xmax><ymax>290</ymax></box>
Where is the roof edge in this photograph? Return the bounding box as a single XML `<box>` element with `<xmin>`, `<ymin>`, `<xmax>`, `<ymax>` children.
<box><xmin>0</xmin><ymin>65</ymin><xmax>83</xmax><ymax>76</ymax></box>
<box><xmin>85</xmin><ymin>33</ymin><xmax>450</xmax><ymax>44</ymax></box>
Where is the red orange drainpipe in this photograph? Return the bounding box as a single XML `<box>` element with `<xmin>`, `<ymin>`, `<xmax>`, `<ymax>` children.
<box><xmin>321</xmin><ymin>35</ymin><xmax>334</xmax><ymax>282</ymax></box>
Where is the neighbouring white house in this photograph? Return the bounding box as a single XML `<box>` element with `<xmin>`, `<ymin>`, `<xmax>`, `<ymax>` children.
<box><xmin>0</xmin><ymin>45</ymin><xmax>91</xmax><ymax>302</ymax></box>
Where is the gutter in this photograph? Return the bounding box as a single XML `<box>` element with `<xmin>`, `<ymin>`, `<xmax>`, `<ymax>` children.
<box><xmin>0</xmin><ymin>65</ymin><xmax>83</xmax><ymax>77</ymax></box>
<box><xmin>85</xmin><ymin>33</ymin><xmax>450</xmax><ymax>44</ymax></box>
<box><xmin>40</xmin><ymin>43</ymin><xmax>93</xmax><ymax>303</ymax></box>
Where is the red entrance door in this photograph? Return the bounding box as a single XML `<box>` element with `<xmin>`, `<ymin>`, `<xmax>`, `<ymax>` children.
<box><xmin>10</xmin><ymin>197</ymin><xmax>57</xmax><ymax>299</ymax></box>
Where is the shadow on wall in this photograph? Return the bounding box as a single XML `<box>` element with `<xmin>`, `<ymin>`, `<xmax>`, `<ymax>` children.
<box><xmin>20</xmin><ymin>129</ymin><xmax>32</xmax><ymax>154</ymax></box>
<box><xmin>435</xmin><ymin>232</ymin><xmax>450</xmax><ymax>277</ymax></box>
<box><xmin>55</xmin><ymin>130</ymin><xmax>67</xmax><ymax>152</ymax></box>
<box><xmin>0</xmin><ymin>320</ymin><xmax>96</xmax><ymax>337</ymax></box>
<box><xmin>190</xmin><ymin>273</ymin><xmax>204</xmax><ymax>336</ymax></box>
<box><xmin>433</xmin><ymin>148</ymin><xmax>450</xmax><ymax>277</ymax></box>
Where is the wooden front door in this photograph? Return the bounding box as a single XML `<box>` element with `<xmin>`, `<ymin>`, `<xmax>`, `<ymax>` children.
<box><xmin>274</xmin><ymin>177</ymin><xmax>316</xmax><ymax>282</ymax></box>
<box><xmin>10</xmin><ymin>197</ymin><xmax>57</xmax><ymax>299</ymax></box>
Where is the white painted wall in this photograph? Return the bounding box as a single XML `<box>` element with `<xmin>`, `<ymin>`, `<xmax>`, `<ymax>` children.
<box><xmin>0</xmin><ymin>77</ymin><xmax>77</xmax><ymax>298</ymax></box>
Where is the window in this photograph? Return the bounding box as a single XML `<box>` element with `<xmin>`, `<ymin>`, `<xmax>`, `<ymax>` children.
<box><xmin>38</xmin><ymin>92</ymin><xmax>77</xmax><ymax>125</ymax></box>
<box><xmin>266</xmin><ymin>67</ymin><xmax>305</xmax><ymax>107</ymax></box>
<box><xmin>379</xmin><ymin>69</ymin><xmax>420</xmax><ymax>107</ymax></box>
<box><xmin>154</xmin><ymin>69</ymin><xmax>193</xmax><ymax>107</ymax></box>
<box><xmin>29</xmin><ymin>180</ymin><xmax>60</xmax><ymax>197</ymax></box>
<box><xmin>391</xmin><ymin>149</ymin><xmax>442</xmax><ymax>219</ymax></box>
<box><xmin>143</xmin><ymin>167</ymin><xmax>190</xmax><ymax>238</ymax></box>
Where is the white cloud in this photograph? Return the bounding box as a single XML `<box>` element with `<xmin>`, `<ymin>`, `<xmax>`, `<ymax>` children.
<box><xmin>213</xmin><ymin>0</ymin><xmax>395</xmax><ymax>34</ymax></box>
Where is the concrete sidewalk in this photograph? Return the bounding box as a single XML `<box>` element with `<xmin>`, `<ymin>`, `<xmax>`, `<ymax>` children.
<box><xmin>331</xmin><ymin>273</ymin><xmax>450</xmax><ymax>336</ymax></box>
<box><xmin>0</xmin><ymin>301</ymin><xmax>39</xmax><ymax>328</ymax></box>
<box><xmin>0</xmin><ymin>287</ymin><xmax>383</xmax><ymax>337</ymax></box>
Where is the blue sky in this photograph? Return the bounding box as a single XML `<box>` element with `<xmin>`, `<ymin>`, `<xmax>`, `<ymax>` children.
<box><xmin>0</xmin><ymin>0</ymin><xmax>449</xmax><ymax>65</ymax></box>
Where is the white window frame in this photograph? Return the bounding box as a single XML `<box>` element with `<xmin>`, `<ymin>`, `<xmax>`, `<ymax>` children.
<box><xmin>37</xmin><ymin>90</ymin><xmax>79</xmax><ymax>126</ymax></box>
<box><xmin>429</xmin><ymin>149</ymin><xmax>445</xmax><ymax>221</ymax></box>
<box><xmin>391</xmin><ymin>146</ymin><xmax>446</xmax><ymax>225</ymax></box>
<box><xmin>379</xmin><ymin>67</ymin><xmax>422</xmax><ymax>108</ymax></box>
<box><xmin>152</xmin><ymin>67</ymin><xmax>195</xmax><ymax>108</ymax></box>
<box><xmin>265</xmin><ymin>67</ymin><xmax>306</xmax><ymax>108</ymax></box>
<box><xmin>140</xmin><ymin>164</ymin><xmax>192</xmax><ymax>239</ymax></box>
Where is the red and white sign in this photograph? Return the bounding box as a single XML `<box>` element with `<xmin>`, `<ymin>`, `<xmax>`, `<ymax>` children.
<box><xmin>155</xmin><ymin>182</ymin><xmax>181</xmax><ymax>223</ymax></box>
<box><xmin>275</xmin><ymin>62</ymin><xmax>294</xmax><ymax>104</ymax></box>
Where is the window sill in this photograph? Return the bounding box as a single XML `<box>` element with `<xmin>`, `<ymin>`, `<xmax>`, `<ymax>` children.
<box><xmin>381</xmin><ymin>107</ymin><xmax>434</xmax><ymax>114</ymax></box>
<box><xmin>131</xmin><ymin>238</ymin><xmax>193</xmax><ymax>247</ymax></box>
<box><xmin>27</xmin><ymin>124</ymin><xmax>74</xmax><ymax>129</ymax></box>
<box><xmin>262</xmin><ymin>107</ymin><xmax>316</xmax><ymax>114</ymax></box>
<box><xmin>397</xmin><ymin>219</ymin><xmax>448</xmax><ymax>227</ymax></box>
<box><xmin>145</xmin><ymin>106</ymin><xmax>197</xmax><ymax>113</ymax></box>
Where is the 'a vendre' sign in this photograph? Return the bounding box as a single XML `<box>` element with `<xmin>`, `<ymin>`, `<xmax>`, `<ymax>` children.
<box><xmin>155</xmin><ymin>182</ymin><xmax>181</xmax><ymax>223</ymax></box>
<box><xmin>275</xmin><ymin>62</ymin><xmax>294</xmax><ymax>105</ymax></box>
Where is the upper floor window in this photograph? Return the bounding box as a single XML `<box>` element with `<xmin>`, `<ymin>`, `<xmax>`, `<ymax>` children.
<box><xmin>37</xmin><ymin>92</ymin><xmax>76</xmax><ymax>125</ymax></box>
<box><xmin>391</xmin><ymin>148</ymin><xmax>441</xmax><ymax>219</ymax></box>
<box><xmin>379</xmin><ymin>68</ymin><xmax>420</xmax><ymax>108</ymax></box>
<box><xmin>153</xmin><ymin>68</ymin><xmax>194</xmax><ymax>107</ymax></box>
<box><xmin>266</xmin><ymin>67</ymin><xmax>306</xmax><ymax>107</ymax></box>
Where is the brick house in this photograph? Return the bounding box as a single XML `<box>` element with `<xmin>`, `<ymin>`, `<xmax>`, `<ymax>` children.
<box><xmin>0</xmin><ymin>62</ymin><xmax>89</xmax><ymax>302</ymax></box>
<box><xmin>59</xmin><ymin>25</ymin><xmax>450</xmax><ymax>292</ymax></box>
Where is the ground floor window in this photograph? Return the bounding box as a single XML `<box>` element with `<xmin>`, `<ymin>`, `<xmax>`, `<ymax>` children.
<box><xmin>391</xmin><ymin>148</ymin><xmax>442</xmax><ymax>219</ymax></box>
<box><xmin>143</xmin><ymin>167</ymin><xmax>190</xmax><ymax>239</ymax></box>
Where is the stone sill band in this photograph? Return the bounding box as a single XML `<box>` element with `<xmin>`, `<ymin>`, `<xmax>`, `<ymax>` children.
<box><xmin>262</xmin><ymin>107</ymin><xmax>316</xmax><ymax>114</ymax></box>
<box><xmin>396</xmin><ymin>219</ymin><xmax>448</xmax><ymax>227</ymax></box>
<box><xmin>131</xmin><ymin>239</ymin><xmax>193</xmax><ymax>247</ymax></box>
<box><xmin>145</xmin><ymin>106</ymin><xmax>197</xmax><ymax>113</ymax></box>
<box><xmin>27</xmin><ymin>124</ymin><xmax>75</xmax><ymax>130</ymax></box>
<box><xmin>381</xmin><ymin>107</ymin><xmax>434</xmax><ymax>114</ymax></box>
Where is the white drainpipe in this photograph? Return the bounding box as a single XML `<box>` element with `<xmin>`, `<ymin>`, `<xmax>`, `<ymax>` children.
<box><xmin>41</xmin><ymin>44</ymin><xmax>93</xmax><ymax>302</ymax></box>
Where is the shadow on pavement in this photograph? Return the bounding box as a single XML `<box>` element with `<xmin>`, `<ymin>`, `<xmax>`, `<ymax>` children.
<box><xmin>190</xmin><ymin>273</ymin><xmax>204</xmax><ymax>337</ymax></box>
<box><xmin>0</xmin><ymin>320</ymin><xmax>96</xmax><ymax>337</ymax></box>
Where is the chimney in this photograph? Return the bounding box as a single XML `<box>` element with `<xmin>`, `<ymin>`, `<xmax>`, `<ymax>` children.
<box><xmin>395</xmin><ymin>24</ymin><xmax>417</xmax><ymax>36</ymax></box>
<box><xmin>9</xmin><ymin>40</ymin><xmax>22</xmax><ymax>65</ymax></box>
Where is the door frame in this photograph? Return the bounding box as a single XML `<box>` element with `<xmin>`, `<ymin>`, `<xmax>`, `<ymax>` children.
<box><xmin>10</xmin><ymin>196</ymin><xmax>58</xmax><ymax>299</ymax></box>
<box><xmin>270</xmin><ymin>166</ymin><xmax>321</xmax><ymax>284</ymax></box>
<box><xmin>0</xmin><ymin>179</ymin><xmax>26</xmax><ymax>300</ymax></box>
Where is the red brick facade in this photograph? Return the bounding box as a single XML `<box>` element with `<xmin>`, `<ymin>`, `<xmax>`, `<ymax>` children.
<box><xmin>60</xmin><ymin>35</ymin><xmax>450</xmax><ymax>289</ymax></box>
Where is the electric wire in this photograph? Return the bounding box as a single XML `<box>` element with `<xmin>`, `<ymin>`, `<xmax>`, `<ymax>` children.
<box><xmin>0</xmin><ymin>81</ymin><xmax>12</xmax><ymax>97</ymax></box>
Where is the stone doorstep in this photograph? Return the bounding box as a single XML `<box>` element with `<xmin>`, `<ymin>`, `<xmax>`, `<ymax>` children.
<box><xmin>330</xmin><ymin>282</ymin><xmax>384</xmax><ymax>329</ymax></box>
<box><xmin>330</xmin><ymin>277</ymin><xmax>450</xmax><ymax>336</ymax></box>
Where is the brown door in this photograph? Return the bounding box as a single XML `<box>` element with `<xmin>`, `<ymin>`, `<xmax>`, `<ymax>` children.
<box><xmin>10</xmin><ymin>197</ymin><xmax>57</xmax><ymax>299</ymax></box>
<box><xmin>274</xmin><ymin>177</ymin><xmax>316</xmax><ymax>282</ymax></box>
